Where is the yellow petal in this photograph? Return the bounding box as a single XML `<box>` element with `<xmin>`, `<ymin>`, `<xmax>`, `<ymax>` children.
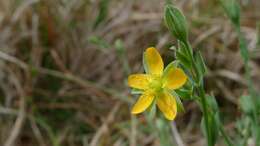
<box><xmin>156</xmin><ymin>91</ymin><xmax>177</xmax><ymax>120</ymax></box>
<box><xmin>144</xmin><ymin>47</ymin><xmax>164</xmax><ymax>75</ymax></box>
<box><xmin>128</xmin><ymin>74</ymin><xmax>151</xmax><ymax>90</ymax></box>
<box><xmin>163</xmin><ymin>67</ymin><xmax>187</xmax><ymax>90</ymax></box>
<box><xmin>131</xmin><ymin>91</ymin><xmax>155</xmax><ymax>114</ymax></box>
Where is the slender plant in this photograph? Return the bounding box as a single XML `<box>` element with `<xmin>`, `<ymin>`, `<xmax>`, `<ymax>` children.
<box><xmin>219</xmin><ymin>0</ymin><xmax>260</xmax><ymax>145</ymax></box>
<box><xmin>126</xmin><ymin>2</ymin><xmax>260</xmax><ymax>146</ymax></box>
<box><xmin>164</xmin><ymin>4</ymin><xmax>234</xmax><ymax>146</ymax></box>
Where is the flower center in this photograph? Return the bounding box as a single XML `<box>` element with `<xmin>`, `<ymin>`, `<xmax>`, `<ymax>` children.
<box><xmin>149</xmin><ymin>75</ymin><xmax>163</xmax><ymax>93</ymax></box>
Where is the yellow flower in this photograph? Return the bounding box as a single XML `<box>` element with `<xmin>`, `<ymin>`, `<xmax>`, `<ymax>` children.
<box><xmin>128</xmin><ymin>47</ymin><xmax>187</xmax><ymax>120</ymax></box>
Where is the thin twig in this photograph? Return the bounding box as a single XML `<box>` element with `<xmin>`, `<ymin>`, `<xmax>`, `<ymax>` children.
<box><xmin>89</xmin><ymin>103</ymin><xmax>121</xmax><ymax>146</ymax></box>
<box><xmin>4</xmin><ymin>69</ymin><xmax>26</xmax><ymax>146</ymax></box>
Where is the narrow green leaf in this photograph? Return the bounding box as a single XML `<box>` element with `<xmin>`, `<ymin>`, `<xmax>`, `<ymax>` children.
<box><xmin>206</xmin><ymin>95</ymin><xmax>219</xmax><ymax>113</ymax></box>
<box><xmin>115</xmin><ymin>39</ymin><xmax>130</xmax><ymax>75</ymax></box>
<box><xmin>178</xmin><ymin>40</ymin><xmax>193</xmax><ymax>61</ymax></box>
<box><xmin>200</xmin><ymin>117</ymin><xmax>208</xmax><ymax>141</ymax></box>
<box><xmin>171</xmin><ymin>91</ymin><xmax>185</xmax><ymax>113</ymax></box>
<box><xmin>193</xmin><ymin>51</ymin><xmax>207</xmax><ymax>84</ymax></box>
<box><xmin>219</xmin><ymin>0</ymin><xmax>240</xmax><ymax>26</ymax></box>
<box><xmin>210</xmin><ymin>112</ymin><xmax>219</xmax><ymax>145</ymax></box>
<box><xmin>93</xmin><ymin>0</ymin><xmax>109</xmax><ymax>28</ymax></box>
<box><xmin>163</xmin><ymin>61</ymin><xmax>179</xmax><ymax>75</ymax></box>
<box><xmin>176</xmin><ymin>51</ymin><xmax>192</xmax><ymax>68</ymax></box>
<box><xmin>238</xmin><ymin>33</ymin><xmax>249</xmax><ymax>63</ymax></box>
<box><xmin>195</xmin><ymin>51</ymin><xmax>207</xmax><ymax>75</ymax></box>
<box><xmin>131</xmin><ymin>88</ymin><xmax>143</xmax><ymax>95</ymax></box>
<box><xmin>201</xmin><ymin>113</ymin><xmax>219</xmax><ymax>146</ymax></box>
<box><xmin>175</xmin><ymin>95</ymin><xmax>185</xmax><ymax>113</ymax></box>
<box><xmin>175</xmin><ymin>88</ymin><xmax>193</xmax><ymax>100</ymax></box>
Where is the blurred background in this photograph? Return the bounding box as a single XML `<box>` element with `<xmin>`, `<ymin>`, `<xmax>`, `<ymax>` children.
<box><xmin>0</xmin><ymin>0</ymin><xmax>259</xmax><ymax>146</ymax></box>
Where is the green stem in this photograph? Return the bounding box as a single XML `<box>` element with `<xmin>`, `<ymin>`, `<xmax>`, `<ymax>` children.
<box><xmin>185</xmin><ymin>41</ymin><xmax>212</xmax><ymax>146</ymax></box>
<box><xmin>185</xmin><ymin>41</ymin><xmax>234</xmax><ymax>146</ymax></box>
<box><xmin>186</xmin><ymin>43</ymin><xmax>212</xmax><ymax>145</ymax></box>
<box><xmin>235</xmin><ymin>25</ymin><xmax>260</xmax><ymax>145</ymax></box>
<box><xmin>235</xmin><ymin>26</ymin><xmax>255</xmax><ymax>97</ymax></box>
<box><xmin>198</xmin><ymin>83</ymin><xmax>212</xmax><ymax>146</ymax></box>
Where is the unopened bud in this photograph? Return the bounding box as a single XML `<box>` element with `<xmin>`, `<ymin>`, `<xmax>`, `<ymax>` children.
<box><xmin>164</xmin><ymin>5</ymin><xmax>188</xmax><ymax>43</ymax></box>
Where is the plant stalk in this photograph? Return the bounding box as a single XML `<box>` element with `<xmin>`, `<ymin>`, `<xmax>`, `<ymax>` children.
<box><xmin>198</xmin><ymin>84</ymin><xmax>213</xmax><ymax>146</ymax></box>
<box><xmin>186</xmin><ymin>42</ymin><xmax>233</xmax><ymax>146</ymax></box>
<box><xmin>186</xmin><ymin>41</ymin><xmax>213</xmax><ymax>146</ymax></box>
<box><xmin>235</xmin><ymin>24</ymin><xmax>260</xmax><ymax>146</ymax></box>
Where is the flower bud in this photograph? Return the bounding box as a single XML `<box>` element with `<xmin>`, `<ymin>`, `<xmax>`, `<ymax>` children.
<box><xmin>164</xmin><ymin>5</ymin><xmax>188</xmax><ymax>43</ymax></box>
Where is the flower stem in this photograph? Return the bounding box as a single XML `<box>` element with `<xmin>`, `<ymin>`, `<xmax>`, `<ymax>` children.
<box><xmin>187</xmin><ymin>42</ymin><xmax>233</xmax><ymax>146</ymax></box>
<box><xmin>187</xmin><ymin>41</ymin><xmax>213</xmax><ymax>146</ymax></box>
<box><xmin>198</xmin><ymin>83</ymin><xmax>213</xmax><ymax>146</ymax></box>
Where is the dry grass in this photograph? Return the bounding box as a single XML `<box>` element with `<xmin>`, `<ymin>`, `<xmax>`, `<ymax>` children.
<box><xmin>0</xmin><ymin>0</ymin><xmax>259</xmax><ymax>146</ymax></box>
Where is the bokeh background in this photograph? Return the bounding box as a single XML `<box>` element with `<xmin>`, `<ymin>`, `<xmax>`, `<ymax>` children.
<box><xmin>0</xmin><ymin>0</ymin><xmax>260</xmax><ymax>146</ymax></box>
